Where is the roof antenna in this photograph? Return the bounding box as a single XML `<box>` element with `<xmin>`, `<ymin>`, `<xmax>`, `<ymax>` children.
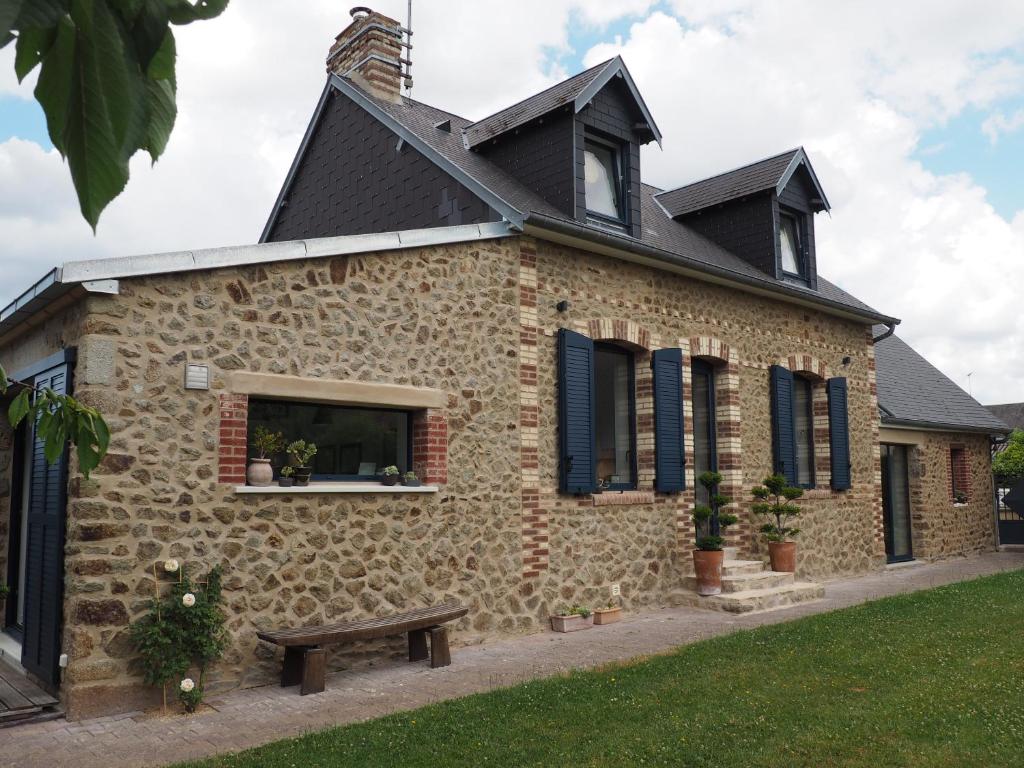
<box><xmin>403</xmin><ymin>0</ymin><xmax>414</xmax><ymax>96</ymax></box>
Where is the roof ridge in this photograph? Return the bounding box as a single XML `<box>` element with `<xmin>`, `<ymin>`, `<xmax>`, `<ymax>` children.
<box><xmin>655</xmin><ymin>147</ymin><xmax>802</xmax><ymax>198</ymax></box>
<box><xmin>466</xmin><ymin>58</ymin><xmax>615</xmax><ymax>130</ymax></box>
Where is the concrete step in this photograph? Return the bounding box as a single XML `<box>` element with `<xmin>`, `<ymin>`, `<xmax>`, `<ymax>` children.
<box><xmin>671</xmin><ymin>582</ymin><xmax>824</xmax><ymax>614</ymax></box>
<box><xmin>683</xmin><ymin>570</ymin><xmax>794</xmax><ymax>594</ymax></box>
<box><xmin>722</xmin><ymin>559</ymin><xmax>766</xmax><ymax>576</ymax></box>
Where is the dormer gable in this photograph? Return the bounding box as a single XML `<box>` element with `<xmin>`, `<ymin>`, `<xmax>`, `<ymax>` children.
<box><xmin>655</xmin><ymin>148</ymin><xmax>830</xmax><ymax>288</ymax></box>
<box><xmin>467</xmin><ymin>57</ymin><xmax>660</xmax><ymax>238</ymax></box>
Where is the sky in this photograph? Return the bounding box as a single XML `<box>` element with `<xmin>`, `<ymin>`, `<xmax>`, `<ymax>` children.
<box><xmin>0</xmin><ymin>0</ymin><xmax>1022</xmax><ymax>404</ymax></box>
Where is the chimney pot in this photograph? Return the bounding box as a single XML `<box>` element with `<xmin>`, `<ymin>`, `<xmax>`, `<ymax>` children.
<box><xmin>327</xmin><ymin>7</ymin><xmax>404</xmax><ymax>104</ymax></box>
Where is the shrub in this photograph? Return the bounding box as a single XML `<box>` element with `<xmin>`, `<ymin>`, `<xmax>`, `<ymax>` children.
<box><xmin>286</xmin><ymin>440</ymin><xmax>318</xmax><ymax>467</ymax></box>
<box><xmin>251</xmin><ymin>426</ymin><xmax>284</xmax><ymax>460</ymax></box>
<box><xmin>692</xmin><ymin>471</ymin><xmax>738</xmax><ymax>551</ymax></box>
<box><xmin>130</xmin><ymin>565</ymin><xmax>228</xmax><ymax>714</ymax></box>
<box><xmin>751</xmin><ymin>474</ymin><xmax>804</xmax><ymax>542</ymax></box>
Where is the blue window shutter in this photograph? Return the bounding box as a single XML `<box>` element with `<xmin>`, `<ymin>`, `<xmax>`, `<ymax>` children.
<box><xmin>827</xmin><ymin>377</ymin><xmax>852</xmax><ymax>490</ymax></box>
<box><xmin>21</xmin><ymin>362</ymin><xmax>70</xmax><ymax>687</ymax></box>
<box><xmin>558</xmin><ymin>328</ymin><xmax>596</xmax><ymax>494</ymax></box>
<box><xmin>770</xmin><ymin>365</ymin><xmax>797</xmax><ymax>486</ymax></box>
<box><xmin>652</xmin><ymin>348</ymin><xmax>686</xmax><ymax>492</ymax></box>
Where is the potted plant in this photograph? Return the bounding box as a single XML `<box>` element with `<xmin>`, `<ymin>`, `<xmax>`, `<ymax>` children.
<box><xmin>954</xmin><ymin>490</ymin><xmax>968</xmax><ymax>505</ymax></box>
<box><xmin>550</xmin><ymin>604</ymin><xmax>592</xmax><ymax>632</ymax></box>
<box><xmin>248</xmin><ymin>426</ymin><xmax>284</xmax><ymax>487</ymax></box>
<box><xmin>278</xmin><ymin>465</ymin><xmax>295</xmax><ymax>488</ymax></box>
<box><xmin>401</xmin><ymin>470</ymin><xmax>421</xmax><ymax>487</ymax></box>
<box><xmin>286</xmin><ymin>440</ymin><xmax>318</xmax><ymax>486</ymax></box>
<box><xmin>593</xmin><ymin>600</ymin><xmax>622</xmax><ymax>625</ymax></box>
<box><xmin>691</xmin><ymin>471</ymin><xmax>739</xmax><ymax>595</ymax></box>
<box><xmin>751</xmin><ymin>474</ymin><xmax>804</xmax><ymax>572</ymax></box>
<box><xmin>380</xmin><ymin>465</ymin><xmax>401</xmax><ymax>486</ymax></box>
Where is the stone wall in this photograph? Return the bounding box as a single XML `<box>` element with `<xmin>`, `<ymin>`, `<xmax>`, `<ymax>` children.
<box><xmin>888</xmin><ymin>429</ymin><xmax>998</xmax><ymax>559</ymax></box>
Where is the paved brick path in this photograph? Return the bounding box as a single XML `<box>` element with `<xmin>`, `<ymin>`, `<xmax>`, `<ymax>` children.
<box><xmin>3</xmin><ymin>551</ymin><xmax>1022</xmax><ymax>768</ymax></box>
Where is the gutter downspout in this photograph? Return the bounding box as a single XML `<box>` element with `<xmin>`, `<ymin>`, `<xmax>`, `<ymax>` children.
<box><xmin>871</xmin><ymin>322</ymin><xmax>897</xmax><ymax>344</ymax></box>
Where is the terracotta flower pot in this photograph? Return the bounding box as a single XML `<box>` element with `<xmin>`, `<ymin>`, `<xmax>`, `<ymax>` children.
<box><xmin>246</xmin><ymin>458</ymin><xmax>273</xmax><ymax>487</ymax></box>
<box><xmin>768</xmin><ymin>541</ymin><xmax>797</xmax><ymax>572</ymax></box>
<box><xmin>593</xmin><ymin>606</ymin><xmax>622</xmax><ymax>625</ymax></box>
<box><xmin>692</xmin><ymin>549</ymin><xmax>725</xmax><ymax>595</ymax></box>
<box><xmin>550</xmin><ymin>614</ymin><xmax>593</xmax><ymax>632</ymax></box>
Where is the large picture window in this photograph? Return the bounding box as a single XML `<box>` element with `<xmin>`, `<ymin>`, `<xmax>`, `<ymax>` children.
<box><xmin>780</xmin><ymin>212</ymin><xmax>805</xmax><ymax>277</ymax></box>
<box><xmin>247</xmin><ymin>399</ymin><xmax>410</xmax><ymax>481</ymax></box>
<box><xmin>594</xmin><ymin>344</ymin><xmax>636</xmax><ymax>489</ymax></box>
<box><xmin>793</xmin><ymin>376</ymin><xmax>815</xmax><ymax>488</ymax></box>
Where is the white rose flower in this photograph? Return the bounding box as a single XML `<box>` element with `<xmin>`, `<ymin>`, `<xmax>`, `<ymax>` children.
<box><xmin>182</xmin><ymin>593</ymin><xmax>196</xmax><ymax>607</ymax></box>
<box><xmin>163</xmin><ymin>559</ymin><xmax>179</xmax><ymax>573</ymax></box>
<box><xmin>180</xmin><ymin>678</ymin><xmax>195</xmax><ymax>693</ymax></box>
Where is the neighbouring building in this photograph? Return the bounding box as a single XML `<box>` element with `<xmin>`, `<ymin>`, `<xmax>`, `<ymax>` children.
<box><xmin>0</xmin><ymin>7</ymin><xmax>1009</xmax><ymax>720</ymax></box>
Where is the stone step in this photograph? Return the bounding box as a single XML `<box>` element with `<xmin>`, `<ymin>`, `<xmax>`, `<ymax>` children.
<box><xmin>721</xmin><ymin>559</ymin><xmax>766</xmax><ymax>576</ymax></box>
<box><xmin>670</xmin><ymin>582</ymin><xmax>824</xmax><ymax>614</ymax></box>
<box><xmin>683</xmin><ymin>570</ymin><xmax>794</xmax><ymax>594</ymax></box>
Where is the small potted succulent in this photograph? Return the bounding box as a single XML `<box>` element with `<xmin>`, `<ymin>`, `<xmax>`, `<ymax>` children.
<box><xmin>286</xmin><ymin>440</ymin><xmax>318</xmax><ymax>486</ymax></box>
<box><xmin>380</xmin><ymin>465</ymin><xmax>401</xmax><ymax>486</ymax></box>
<box><xmin>692</xmin><ymin>471</ymin><xmax>739</xmax><ymax>595</ymax></box>
<box><xmin>401</xmin><ymin>470</ymin><xmax>421</xmax><ymax>487</ymax></box>
<box><xmin>248</xmin><ymin>426</ymin><xmax>284</xmax><ymax>487</ymax></box>
<box><xmin>550</xmin><ymin>604</ymin><xmax>592</xmax><ymax>633</ymax></box>
<box><xmin>278</xmin><ymin>465</ymin><xmax>295</xmax><ymax>488</ymax></box>
<box><xmin>751</xmin><ymin>474</ymin><xmax>804</xmax><ymax>572</ymax></box>
<box><xmin>592</xmin><ymin>600</ymin><xmax>622</xmax><ymax>625</ymax></box>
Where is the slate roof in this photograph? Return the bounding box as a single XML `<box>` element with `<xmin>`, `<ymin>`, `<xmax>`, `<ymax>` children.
<box><xmin>987</xmin><ymin>403</ymin><xmax>1024</xmax><ymax>431</ymax></box>
<box><xmin>874</xmin><ymin>328</ymin><xmax>1010</xmax><ymax>434</ymax></box>
<box><xmin>655</xmin><ymin>148</ymin><xmax>829</xmax><ymax>218</ymax></box>
<box><xmin>317</xmin><ymin>76</ymin><xmax>895</xmax><ymax>325</ymax></box>
<box><xmin>465</xmin><ymin>59</ymin><xmax>612</xmax><ymax>147</ymax></box>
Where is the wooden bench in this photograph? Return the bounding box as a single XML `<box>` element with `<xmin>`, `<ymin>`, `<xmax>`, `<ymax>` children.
<box><xmin>257</xmin><ymin>601</ymin><xmax>469</xmax><ymax>695</ymax></box>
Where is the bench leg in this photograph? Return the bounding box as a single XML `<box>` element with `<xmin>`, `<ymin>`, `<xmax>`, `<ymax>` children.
<box><xmin>300</xmin><ymin>647</ymin><xmax>326</xmax><ymax>696</ymax></box>
<box><xmin>281</xmin><ymin>646</ymin><xmax>307</xmax><ymax>687</ymax></box>
<box><xmin>429</xmin><ymin>625</ymin><xmax>451</xmax><ymax>668</ymax></box>
<box><xmin>408</xmin><ymin>628</ymin><xmax>429</xmax><ymax>662</ymax></box>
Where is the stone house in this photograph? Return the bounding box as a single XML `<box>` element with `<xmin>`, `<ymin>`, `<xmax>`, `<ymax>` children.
<box><xmin>0</xmin><ymin>8</ymin><xmax>1009</xmax><ymax>720</ymax></box>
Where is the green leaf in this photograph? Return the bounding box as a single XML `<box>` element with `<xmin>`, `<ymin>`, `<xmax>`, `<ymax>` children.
<box><xmin>167</xmin><ymin>0</ymin><xmax>228</xmax><ymax>25</ymax></box>
<box><xmin>33</xmin><ymin>14</ymin><xmax>74</xmax><ymax>155</ymax></box>
<box><xmin>142</xmin><ymin>29</ymin><xmax>175</xmax><ymax>160</ymax></box>
<box><xmin>128</xmin><ymin>0</ymin><xmax>168</xmax><ymax>71</ymax></box>
<box><xmin>8</xmin><ymin>388</ymin><xmax>31</xmax><ymax>427</ymax></box>
<box><xmin>14</xmin><ymin>0</ymin><xmax>71</xmax><ymax>29</ymax></box>
<box><xmin>14</xmin><ymin>24</ymin><xmax>57</xmax><ymax>81</ymax></box>
<box><xmin>0</xmin><ymin>0</ymin><xmax>26</xmax><ymax>44</ymax></box>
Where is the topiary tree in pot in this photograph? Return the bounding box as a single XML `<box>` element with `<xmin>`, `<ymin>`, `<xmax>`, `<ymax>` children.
<box><xmin>751</xmin><ymin>474</ymin><xmax>804</xmax><ymax>572</ymax></box>
<box><xmin>691</xmin><ymin>471</ymin><xmax>738</xmax><ymax>595</ymax></box>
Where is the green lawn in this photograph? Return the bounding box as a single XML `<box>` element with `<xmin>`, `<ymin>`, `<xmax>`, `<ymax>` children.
<box><xmin>181</xmin><ymin>570</ymin><xmax>1024</xmax><ymax>767</ymax></box>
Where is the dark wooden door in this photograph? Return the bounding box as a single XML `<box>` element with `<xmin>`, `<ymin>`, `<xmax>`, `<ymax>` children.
<box><xmin>20</xmin><ymin>362</ymin><xmax>70</xmax><ymax>688</ymax></box>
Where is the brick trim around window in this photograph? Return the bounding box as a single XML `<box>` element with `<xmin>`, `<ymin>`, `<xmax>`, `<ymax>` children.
<box><xmin>218</xmin><ymin>393</ymin><xmax>249</xmax><ymax>484</ymax></box>
<box><xmin>949</xmin><ymin>445</ymin><xmax>970</xmax><ymax>501</ymax></box>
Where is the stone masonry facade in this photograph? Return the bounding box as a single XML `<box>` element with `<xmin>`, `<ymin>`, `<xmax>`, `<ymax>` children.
<box><xmin>0</xmin><ymin>233</ymin><xmax>996</xmax><ymax>720</ymax></box>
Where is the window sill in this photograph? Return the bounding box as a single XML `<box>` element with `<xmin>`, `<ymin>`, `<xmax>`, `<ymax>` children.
<box><xmin>234</xmin><ymin>483</ymin><xmax>439</xmax><ymax>495</ymax></box>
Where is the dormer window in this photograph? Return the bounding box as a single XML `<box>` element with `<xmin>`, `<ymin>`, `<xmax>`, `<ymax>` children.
<box><xmin>780</xmin><ymin>212</ymin><xmax>805</xmax><ymax>277</ymax></box>
<box><xmin>584</xmin><ymin>135</ymin><xmax>625</xmax><ymax>223</ymax></box>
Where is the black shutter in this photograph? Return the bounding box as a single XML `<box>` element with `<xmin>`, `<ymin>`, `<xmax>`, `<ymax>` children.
<box><xmin>558</xmin><ymin>328</ymin><xmax>596</xmax><ymax>494</ymax></box>
<box><xmin>21</xmin><ymin>362</ymin><xmax>70</xmax><ymax>687</ymax></box>
<box><xmin>770</xmin><ymin>365</ymin><xmax>797</xmax><ymax>486</ymax></box>
<box><xmin>827</xmin><ymin>377</ymin><xmax>852</xmax><ymax>490</ymax></box>
<box><xmin>652</xmin><ymin>348</ymin><xmax>686</xmax><ymax>492</ymax></box>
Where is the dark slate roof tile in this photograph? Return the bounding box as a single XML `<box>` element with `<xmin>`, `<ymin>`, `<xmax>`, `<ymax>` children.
<box><xmin>464</xmin><ymin>59</ymin><xmax>613</xmax><ymax>147</ymax></box>
<box><xmin>655</xmin><ymin>149</ymin><xmax>800</xmax><ymax>217</ymax></box>
<box><xmin>986</xmin><ymin>403</ymin><xmax>1024</xmax><ymax>431</ymax></box>
<box><xmin>874</xmin><ymin>328</ymin><xmax>1010</xmax><ymax>433</ymax></box>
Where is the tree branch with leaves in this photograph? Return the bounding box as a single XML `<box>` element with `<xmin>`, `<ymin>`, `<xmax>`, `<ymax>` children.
<box><xmin>0</xmin><ymin>361</ymin><xmax>110</xmax><ymax>478</ymax></box>
<box><xmin>751</xmin><ymin>474</ymin><xmax>804</xmax><ymax>543</ymax></box>
<box><xmin>1</xmin><ymin>0</ymin><xmax>229</xmax><ymax>229</ymax></box>
<box><xmin>692</xmin><ymin>470</ymin><xmax>738</xmax><ymax>551</ymax></box>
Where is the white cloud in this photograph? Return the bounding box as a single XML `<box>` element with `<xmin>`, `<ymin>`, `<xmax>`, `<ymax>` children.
<box><xmin>982</xmin><ymin>108</ymin><xmax>1024</xmax><ymax>144</ymax></box>
<box><xmin>1</xmin><ymin>1</ymin><xmax>1023</xmax><ymax>402</ymax></box>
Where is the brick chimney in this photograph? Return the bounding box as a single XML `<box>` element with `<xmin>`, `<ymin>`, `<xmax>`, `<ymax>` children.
<box><xmin>327</xmin><ymin>7</ymin><xmax>406</xmax><ymax>103</ymax></box>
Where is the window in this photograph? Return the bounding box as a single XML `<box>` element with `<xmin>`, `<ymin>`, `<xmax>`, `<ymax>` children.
<box><xmin>691</xmin><ymin>360</ymin><xmax>718</xmax><ymax>505</ymax></box>
<box><xmin>584</xmin><ymin>136</ymin><xmax>624</xmax><ymax>222</ymax></box>
<box><xmin>780</xmin><ymin>212</ymin><xmax>804</xmax><ymax>276</ymax></box>
<box><xmin>793</xmin><ymin>376</ymin><xmax>815</xmax><ymax>487</ymax></box>
<box><xmin>950</xmin><ymin>447</ymin><xmax>969</xmax><ymax>502</ymax></box>
<box><xmin>247</xmin><ymin>399</ymin><xmax>410</xmax><ymax>481</ymax></box>
<box><xmin>594</xmin><ymin>344</ymin><xmax>636</xmax><ymax>489</ymax></box>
